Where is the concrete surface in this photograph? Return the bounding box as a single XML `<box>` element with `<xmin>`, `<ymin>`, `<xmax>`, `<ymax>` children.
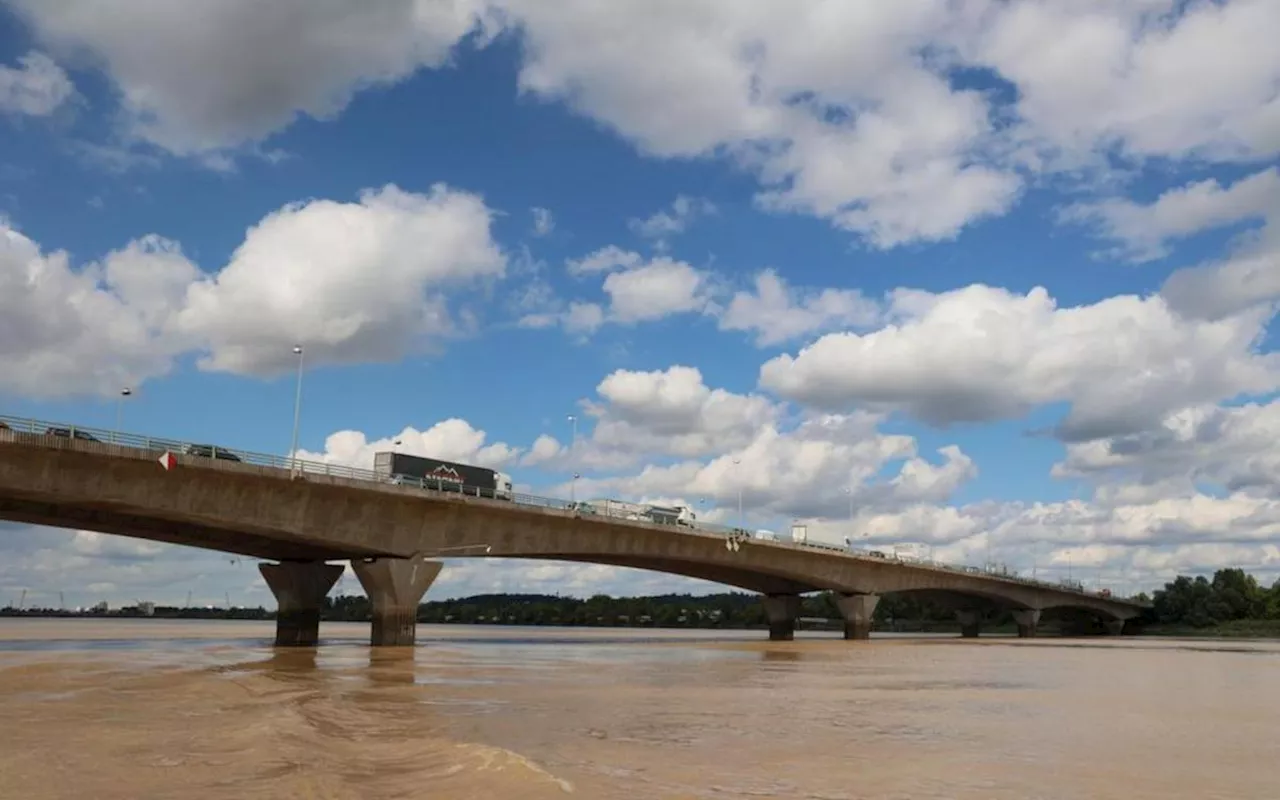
<box><xmin>0</xmin><ymin>435</ymin><xmax>1148</xmax><ymax>644</ymax></box>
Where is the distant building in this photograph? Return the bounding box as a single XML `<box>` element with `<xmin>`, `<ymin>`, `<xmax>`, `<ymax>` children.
<box><xmin>138</xmin><ymin>602</ymin><xmax>156</xmax><ymax>617</ymax></box>
<box><xmin>91</xmin><ymin>601</ymin><xmax>109</xmax><ymax>614</ymax></box>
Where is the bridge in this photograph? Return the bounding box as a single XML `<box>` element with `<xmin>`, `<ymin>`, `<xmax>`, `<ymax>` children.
<box><xmin>0</xmin><ymin>415</ymin><xmax>1148</xmax><ymax>647</ymax></box>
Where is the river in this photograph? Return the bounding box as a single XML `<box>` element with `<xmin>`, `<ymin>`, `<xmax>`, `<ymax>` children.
<box><xmin>0</xmin><ymin>619</ymin><xmax>1275</xmax><ymax>799</ymax></box>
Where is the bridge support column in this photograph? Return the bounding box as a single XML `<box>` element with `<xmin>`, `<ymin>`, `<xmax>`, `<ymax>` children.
<box><xmin>762</xmin><ymin>595</ymin><xmax>802</xmax><ymax>641</ymax></box>
<box><xmin>352</xmin><ymin>554</ymin><xmax>442</xmax><ymax>647</ymax></box>
<box><xmin>955</xmin><ymin>610</ymin><xmax>981</xmax><ymax>638</ymax></box>
<box><xmin>1104</xmin><ymin>619</ymin><xmax>1126</xmax><ymax>636</ymax></box>
<box><xmin>259</xmin><ymin>561</ymin><xmax>343</xmax><ymax>647</ymax></box>
<box><xmin>1012</xmin><ymin>609</ymin><xmax>1041</xmax><ymax>638</ymax></box>
<box><xmin>834</xmin><ymin>593</ymin><xmax>879</xmax><ymax>640</ymax></box>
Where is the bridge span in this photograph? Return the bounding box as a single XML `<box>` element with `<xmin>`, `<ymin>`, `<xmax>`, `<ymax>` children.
<box><xmin>0</xmin><ymin>417</ymin><xmax>1147</xmax><ymax>646</ymax></box>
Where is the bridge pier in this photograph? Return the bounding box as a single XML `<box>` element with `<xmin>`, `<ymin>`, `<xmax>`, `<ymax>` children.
<box><xmin>259</xmin><ymin>560</ymin><xmax>344</xmax><ymax>647</ymax></box>
<box><xmin>834</xmin><ymin>593</ymin><xmax>879</xmax><ymax>640</ymax></box>
<box><xmin>352</xmin><ymin>554</ymin><xmax>442</xmax><ymax>647</ymax></box>
<box><xmin>1104</xmin><ymin>619</ymin><xmax>1126</xmax><ymax>636</ymax></box>
<box><xmin>955</xmin><ymin>610</ymin><xmax>982</xmax><ymax>638</ymax></box>
<box><xmin>762</xmin><ymin>594</ymin><xmax>802</xmax><ymax>641</ymax></box>
<box><xmin>1012</xmin><ymin>609</ymin><xmax>1041</xmax><ymax>638</ymax></box>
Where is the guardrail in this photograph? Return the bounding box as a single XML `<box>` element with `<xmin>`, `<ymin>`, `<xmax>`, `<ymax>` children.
<box><xmin>0</xmin><ymin>413</ymin><xmax>1141</xmax><ymax>603</ymax></box>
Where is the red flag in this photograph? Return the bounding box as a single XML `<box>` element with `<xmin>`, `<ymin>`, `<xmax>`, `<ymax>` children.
<box><xmin>158</xmin><ymin>451</ymin><xmax>176</xmax><ymax>471</ymax></box>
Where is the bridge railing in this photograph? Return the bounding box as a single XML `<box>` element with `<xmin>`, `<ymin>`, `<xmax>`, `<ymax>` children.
<box><xmin>0</xmin><ymin>413</ymin><xmax>1140</xmax><ymax>603</ymax></box>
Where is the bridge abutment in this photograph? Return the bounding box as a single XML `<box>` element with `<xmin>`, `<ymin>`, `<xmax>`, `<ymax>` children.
<box><xmin>762</xmin><ymin>594</ymin><xmax>802</xmax><ymax>641</ymax></box>
<box><xmin>352</xmin><ymin>554</ymin><xmax>442</xmax><ymax>647</ymax></box>
<box><xmin>259</xmin><ymin>560</ymin><xmax>343</xmax><ymax>647</ymax></box>
<box><xmin>834</xmin><ymin>593</ymin><xmax>879</xmax><ymax>640</ymax></box>
<box><xmin>1012</xmin><ymin>609</ymin><xmax>1041</xmax><ymax>638</ymax></box>
<box><xmin>955</xmin><ymin>610</ymin><xmax>982</xmax><ymax>638</ymax></box>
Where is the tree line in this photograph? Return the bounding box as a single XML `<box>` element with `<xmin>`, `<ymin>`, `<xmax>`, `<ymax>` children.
<box><xmin>5</xmin><ymin>567</ymin><xmax>1278</xmax><ymax>634</ymax></box>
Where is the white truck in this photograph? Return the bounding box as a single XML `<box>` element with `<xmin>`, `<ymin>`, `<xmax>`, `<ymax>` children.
<box><xmin>578</xmin><ymin>498</ymin><xmax>697</xmax><ymax>527</ymax></box>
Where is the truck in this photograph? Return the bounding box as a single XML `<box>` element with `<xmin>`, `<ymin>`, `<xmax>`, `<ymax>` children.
<box><xmin>373</xmin><ymin>451</ymin><xmax>513</xmax><ymax>501</ymax></box>
<box><xmin>581</xmin><ymin>499</ymin><xmax>697</xmax><ymax>526</ymax></box>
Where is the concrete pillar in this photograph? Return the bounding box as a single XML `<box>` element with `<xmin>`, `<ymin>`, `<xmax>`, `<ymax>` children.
<box><xmin>955</xmin><ymin>609</ymin><xmax>981</xmax><ymax>638</ymax></box>
<box><xmin>1104</xmin><ymin>619</ymin><xmax>1126</xmax><ymax>636</ymax></box>
<box><xmin>762</xmin><ymin>594</ymin><xmax>802</xmax><ymax>641</ymax></box>
<box><xmin>352</xmin><ymin>554</ymin><xmax>442</xmax><ymax>647</ymax></box>
<box><xmin>834</xmin><ymin>593</ymin><xmax>879</xmax><ymax>640</ymax></box>
<box><xmin>259</xmin><ymin>561</ymin><xmax>343</xmax><ymax>647</ymax></box>
<box><xmin>1012</xmin><ymin>609</ymin><xmax>1041</xmax><ymax>638</ymax></box>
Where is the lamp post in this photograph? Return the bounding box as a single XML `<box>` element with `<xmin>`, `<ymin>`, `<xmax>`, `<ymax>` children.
<box><xmin>114</xmin><ymin>387</ymin><xmax>132</xmax><ymax>443</ymax></box>
<box><xmin>289</xmin><ymin>345</ymin><xmax>304</xmax><ymax>476</ymax></box>
<box><xmin>571</xmin><ymin>472</ymin><xmax>580</xmax><ymax>505</ymax></box>
<box><xmin>567</xmin><ymin>413</ymin><xmax>578</xmax><ymax>461</ymax></box>
<box><xmin>732</xmin><ymin>457</ymin><xmax>743</xmax><ymax>530</ymax></box>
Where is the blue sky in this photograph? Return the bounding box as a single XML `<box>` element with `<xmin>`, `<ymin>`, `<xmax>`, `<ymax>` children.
<box><xmin>1</xmin><ymin>0</ymin><xmax>1279</xmax><ymax>608</ymax></box>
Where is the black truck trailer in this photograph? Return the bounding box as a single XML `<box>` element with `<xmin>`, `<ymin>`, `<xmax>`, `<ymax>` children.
<box><xmin>373</xmin><ymin>451</ymin><xmax>514</xmax><ymax>501</ymax></box>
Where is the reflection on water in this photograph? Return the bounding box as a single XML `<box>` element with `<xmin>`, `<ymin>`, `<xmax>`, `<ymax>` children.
<box><xmin>0</xmin><ymin>621</ymin><xmax>1277</xmax><ymax>799</ymax></box>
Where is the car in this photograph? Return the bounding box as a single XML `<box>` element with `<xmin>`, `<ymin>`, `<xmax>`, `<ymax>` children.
<box><xmin>44</xmin><ymin>427</ymin><xmax>100</xmax><ymax>442</ymax></box>
<box><xmin>182</xmin><ymin>443</ymin><xmax>242</xmax><ymax>462</ymax></box>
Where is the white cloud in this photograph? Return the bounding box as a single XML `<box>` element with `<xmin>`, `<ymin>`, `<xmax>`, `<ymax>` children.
<box><xmin>760</xmin><ymin>284</ymin><xmax>1280</xmax><ymax>441</ymax></box>
<box><xmin>7</xmin><ymin>0</ymin><xmax>494</xmax><ymax>157</ymax></box>
<box><xmin>1055</xmin><ymin>400</ymin><xmax>1280</xmax><ymax>499</ymax></box>
<box><xmin>719</xmin><ymin>269</ymin><xmax>881</xmax><ymax>347</ymax></box>
<box><xmin>602</xmin><ymin>257</ymin><xmax>713</xmax><ymax>323</ymax></box>
<box><xmin>628</xmin><ymin>195</ymin><xmax>716</xmax><ymax>242</ymax></box>
<box><xmin>0</xmin><ymin>224</ymin><xmax>198</xmax><ymax>397</ymax></box>
<box><xmin>565</xmin><ymin>245</ymin><xmax>642</xmax><ymax>276</ymax></box>
<box><xmin>1</xmin><ymin>183</ymin><xmax>505</xmax><ymax>395</ymax></box>
<box><xmin>530</xmin><ymin>206</ymin><xmax>554</xmax><ymax>236</ymax></box>
<box><xmin>527</xmin><ymin>250</ymin><xmax>714</xmax><ymax>336</ymax></box>
<box><xmin>0</xmin><ymin>51</ymin><xmax>73</xmax><ymax>116</ymax></box>
<box><xmin>173</xmin><ymin>183</ymin><xmax>505</xmax><ymax>376</ymax></box>
<box><xmin>296</xmin><ymin>418</ymin><xmax>521</xmax><ymax>471</ymax></box>
<box><xmin>1149</xmin><ymin>169</ymin><xmax>1280</xmax><ymax>322</ymax></box>
<box><xmin>560</xmin><ymin>409</ymin><xmax>967</xmax><ymax>525</ymax></box>
<box><xmin>1064</xmin><ymin>167</ymin><xmax>1280</xmax><ymax>262</ymax></box>
<box><xmin>960</xmin><ymin>0</ymin><xmax>1280</xmax><ymax>166</ymax></box>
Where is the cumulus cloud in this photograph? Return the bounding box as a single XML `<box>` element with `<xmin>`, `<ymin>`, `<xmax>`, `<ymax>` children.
<box><xmin>1063</xmin><ymin>167</ymin><xmax>1280</xmax><ymax>263</ymax></box>
<box><xmin>0</xmin><ymin>225</ymin><xmax>199</xmax><ymax>397</ymax></box>
<box><xmin>174</xmin><ymin>183</ymin><xmax>505</xmax><ymax>375</ymax></box>
<box><xmin>295</xmin><ymin>417</ymin><xmax>521</xmax><ymax>471</ymax></box>
<box><xmin>1055</xmin><ymin>400</ymin><xmax>1280</xmax><ymax>498</ymax></box>
<box><xmin>8</xmin><ymin>1</ymin><xmax>1275</xmax><ymax>246</ymax></box>
<box><xmin>0</xmin><ymin>51</ymin><xmax>73</xmax><ymax>116</ymax></box>
<box><xmin>1</xmin><ymin>183</ymin><xmax>505</xmax><ymax>395</ymax></box>
<box><xmin>1144</xmin><ymin>168</ymin><xmax>1280</xmax><ymax>322</ymax></box>
<box><xmin>7</xmin><ymin>0</ymin><xmax>493</xmax><ymax>157</ymax></box>
<box><xmin>718</xmin><ymin>269</ymin><xmax>881</xmax><ymax>347</ymax></box>
<box><xmin>759</xmin><ymin>284</ymin><xmax>1280</xmax><ymax>441</ymax></box>
<box><xmin>522</xmin><ymin>249</ymin><xmax>714</xmax><ymax>335</ymax></box>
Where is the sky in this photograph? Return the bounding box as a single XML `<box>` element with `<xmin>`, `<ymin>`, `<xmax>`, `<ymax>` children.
<box><xmin>1</xmin><ymin>0</ymin><xmax>1279</xmax><ymax>610</ymax></box>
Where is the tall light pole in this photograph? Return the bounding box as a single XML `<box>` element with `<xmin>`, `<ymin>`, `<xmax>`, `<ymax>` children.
<box><xmin>567</xmin><ymin>414</ymin><xmax>578</xmax><ymax>461</ymax></box>
<box><xmin>115</xmin><ymin>387</ymin><xmax>132</xmax><ymax>443</ymax></box>
<box><xmin>571</xmin><ymin>472</ymin><xmax>580</xmax><ymax>505</ymax></box>
<box><xmin>289</xmin><ymin>345</ymin><xmax>304</xmax><ymax>476</ymax></box>
<box><xmin>732</xmin><ymin>457</ymin><xmax>743</xmax><ymax>530</ymax></box>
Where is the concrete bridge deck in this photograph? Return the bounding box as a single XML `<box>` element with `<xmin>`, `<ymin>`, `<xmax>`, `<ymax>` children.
<box><xmin>0</xmin><ymin>416</ymin><xmax>1148</xmax><ymax>646</ymax></box>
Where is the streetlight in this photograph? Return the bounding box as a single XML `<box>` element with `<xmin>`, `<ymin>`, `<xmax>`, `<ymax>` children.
<box><xmin>571</xmin><ymin>472</ymin><xmax>580</xmax><ymax>505</ymax></box>
<box><xmin>567</xmin><ymin>414</ymin><xmax>578</xmax><ymax>462</ymax></box>
<box><xmin>732</xmin><ymin>457</ymin><xmax>743</xmax><ymax>530</ymax></box>
<box><xmin>289</xmin><ymin>345</ymin><xmax>304</xmax><ymax>476</ymax></box>
<box><xmin>115</xmin><ymin>387</ymin><xmax>132</xmax><ymax>443</ymax></box>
